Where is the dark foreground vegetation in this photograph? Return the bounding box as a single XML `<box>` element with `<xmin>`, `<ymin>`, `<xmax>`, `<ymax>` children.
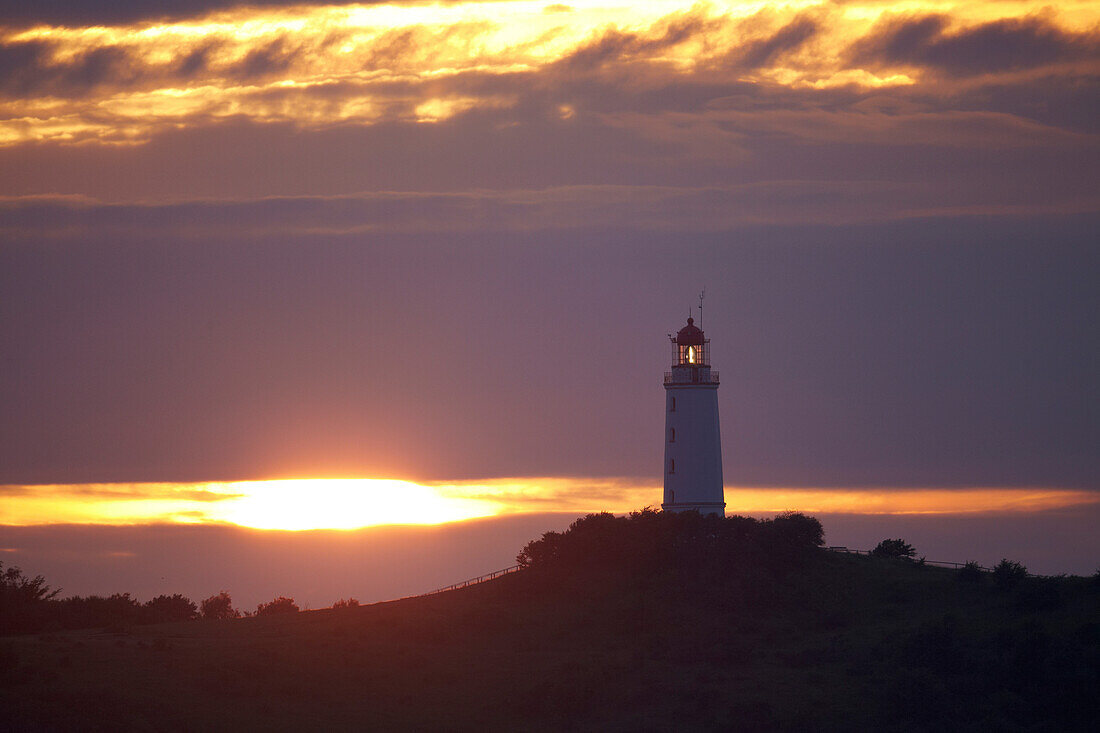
<box><xmin>2</xmin><ymin>510</ymin><xmax>1098</xmax><ymax>731</ymax></box>
<box><xmin>1</xmin><ymin>564</ymin><xmax>344</xmax><ymax>634</ymax></box>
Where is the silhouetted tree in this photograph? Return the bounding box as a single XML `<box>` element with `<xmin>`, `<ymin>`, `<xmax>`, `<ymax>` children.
<box><xmin>871</xmin><ymin>539</ymin><xmax>916</xmax><ymax>559</ymax></box>
<box><xmin>144</xmin><ymin>594</ymin><xmax>198</xmax><ymax>623</ymax></box>
<box><xmin>771</xmin><ymin>512</ymin><xmax>825</xmax><ymax>547</ymax></box>
<box><xmin>332</xmin><ymin>598</ymin><xmax>360</xmax><ymax>609</ymax></box>
<box><xmin>0</xmin><ymin>562</ymin><xmax>60</xmax><ymax>605</ymax></box>
<box><xmin>0</xmin><ymin>562</ymin><xmax>61</xmax><ymax>634</ymax></box>
<box><xmin>957</xmin><ymin>561</ymin><xmax>984</xmax><ymax>583</ymax></box>
<box><xmin>992</xmin><ymin>559</ymin><xmax>1028</xmax><ymax>589</ymax></box>
<box><xmin>256</xmin><ymin>596</ymin><xmax>299</xmax><ymax>615</ymax></box>
<box><xmin>200</xmin><ymin>591</ymin><xmax>241</xmax><ymax>620</ymax></box>
<box><xmin>517</xmin><ymin>530</ymin><xmax>565</xmax><ymax>569</ymax></box>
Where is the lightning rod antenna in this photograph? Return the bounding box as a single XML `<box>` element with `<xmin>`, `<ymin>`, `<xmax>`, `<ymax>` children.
<box><xmin>698</xmin><ymin>288</ymin><xmax>705</xmax><ymax>328</ymax></box>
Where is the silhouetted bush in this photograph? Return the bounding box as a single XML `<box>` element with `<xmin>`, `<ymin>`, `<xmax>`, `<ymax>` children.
<box><xmin>992</xmin><ymin>559</ymin><xmax>1028</xmax><ymax>590</ymax></box>
<box><xmin>2</xmin><ymin>563</ymin><xmax>208</xmax><ymax>633</ymax></box>
<box><xmin>256</xmin><ymin>597</ymin><xmax>299</xmax><ymax>615</ymax></box>
<box><xmin>1015</xmin><ymin>577</ymin><xmax>1063</xmax><ymax>611</ymax></box>
<box><xmin>201</xmin><ymin>591</ymin><xmax>241</xmax><ymax>620</ymax></box>
<box><xmin>332</xmin><ymin>598</ymin><xmax>360</xmax><ymax>609</ymax></box>
<box><xmin>143</xmin><ymin>594</ymin><xmax>198</xmax><ymax>623</ymax></box>
<box><xmin>871</xmin><ymin>539</ymin><xmax>916</xmax><ymax>559</ymax></box>
<box><xmin>957</xmin><ymin>561</ymin><xmax>984</xmax><ymax>583</ymax></box>
<box><xmin>56</xmin><ymin>593</ymin><xmax>143</xmax><ymax>630</ymax></box>
<box><xmin>515</xmin><ymin>508</ymin><xmax>824</xmax><ymax>596</ymax></box>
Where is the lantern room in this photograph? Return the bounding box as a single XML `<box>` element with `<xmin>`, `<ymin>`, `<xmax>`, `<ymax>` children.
<box><xmin>670</xmin><ymin>317</ymin><xmax>709</xmax><ymax>366</ymax></box>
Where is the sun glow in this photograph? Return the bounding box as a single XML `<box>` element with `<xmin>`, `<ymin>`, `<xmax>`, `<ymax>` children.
<box><xmin>0</xmin><ymin>478</ymin><xmax>1096</xmax><ymax>531</ymax></box>
<box><xmin>0</xmin><ymin>479</ymin><xmax>501</xmax><ymax>530</ymax></box>
<box><xmin>203</xmin><ymin>479</ymin><xmax>497</xmax><ymax>529</ymax></box>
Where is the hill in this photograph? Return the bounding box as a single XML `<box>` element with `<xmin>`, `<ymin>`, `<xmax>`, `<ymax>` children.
<box><xmin>2</xmin><ymin>510</ymin><xmax>1098</xmax><ymax>731</ymax></box>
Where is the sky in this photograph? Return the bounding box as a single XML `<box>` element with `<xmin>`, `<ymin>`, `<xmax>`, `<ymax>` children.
<box><xmin>1</xmin><ymin>0</ymin><xmax>1098</xmax><ymax>605</ymax></box>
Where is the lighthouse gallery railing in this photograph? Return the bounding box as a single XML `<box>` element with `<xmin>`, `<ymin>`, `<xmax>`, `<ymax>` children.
<box><xmin>664</xmin><ymin>371</ymin><xmax>719</xmax><ymax>384</ymax></box>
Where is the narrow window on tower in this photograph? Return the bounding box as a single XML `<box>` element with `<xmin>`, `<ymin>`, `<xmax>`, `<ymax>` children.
<box><xmin>670</xmin><ymin>396</ymin><xmax>676</xmax><ymax>412</ymax></box>
<box><xmin>669</xmin><ymin>458</ymin><xmax>675</xmax><ymax>474</ymax></box>
<box><xmin>669</xmin><ymin>427</ymin><xmax>675</xmax><ymax>443</ymax></box>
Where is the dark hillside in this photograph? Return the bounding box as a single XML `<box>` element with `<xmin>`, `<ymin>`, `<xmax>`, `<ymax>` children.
<box><xmin>2</xmin><ymin>511</ymin><xmax>1098</xmax><ymax>731</ymax></box>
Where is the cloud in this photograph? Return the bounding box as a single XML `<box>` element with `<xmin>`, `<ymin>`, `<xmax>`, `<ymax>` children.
<box><xmin>1</xmin><ymin>2</ymin><xmax>1095</xmax><ymax>149</ymax></box>
<box><xmin>0</xmin><ymin>39</ymin><xmax>47</xmax><ymax>91</ymax></box>
<box><xmin>0</xmin><ymin>31</ymin><xmax>344</xmax><ymax>97</ymax></box>
<box><xmin>733</xmin><ymin>15</ymin><xmax>820</xmax><ymax>70</ymax></box>
<box><xmin>236</xmin><ymin>36</ymin><xmax>302</xmax><ymax>79</ymax></box>
<box><xmin>555</xmin><ymin>10</ymin><xmax>721</xmax><ymax>71</ymax></box>
<box><xmin>1</xmin><ymin>74</ymin><xmax>1095</xmax><ymax>224</ymax></box>
<box><xmin>0</xmin><ymin>40</ymin><xmax>138</xmax><ymax>96</ymax></box>
<box><xmin>0</xmin><ymin>0</ymin><xmax>373</xmax><ymax>27</ymax></box>
<box><xmin>0</xmin><ymin>485</ymin><xmax>33</xmax><ymax>497</ymax></box>
<box><xmin>551</xmin><ymin>9</ymin><xmax>824</xmax><ymax>75</ymax></box>
<box><xmin>0</xmin><ymin>483</ymin><xmax>238</xmax><ymax>502</ymax></box>
<box><xmin>5</xmin><ymin>177</ymin><xmax>1097</xmax><ymax>241</ymax></box>
<box><xmin>850</xmin><ymin>14</ymin><xmax>1100</xmax><ymax>77</ymax></box>
<box><xmin>0</xmin><ymin>39</ymin><xmax>148</xmax><ymax>96</ymax></box>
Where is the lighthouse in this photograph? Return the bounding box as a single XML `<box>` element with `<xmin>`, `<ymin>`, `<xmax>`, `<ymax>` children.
<box><xmin>662</xmin><ymin>316</ymin><xmax>725</xmax><ymax>515</ymax></box>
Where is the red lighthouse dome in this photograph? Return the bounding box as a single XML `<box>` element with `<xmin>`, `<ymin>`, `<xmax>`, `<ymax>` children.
<box><xmin>675</xmin><ymin>317</ymin><xmax>705</xmax><ymax>346</ymax></box>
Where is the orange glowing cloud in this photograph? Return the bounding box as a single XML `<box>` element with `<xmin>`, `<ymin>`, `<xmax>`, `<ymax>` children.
<box><xmin>0</xmin><ymin>1</ymin><xmax>1095</xmax><ymax>145</ymax></box>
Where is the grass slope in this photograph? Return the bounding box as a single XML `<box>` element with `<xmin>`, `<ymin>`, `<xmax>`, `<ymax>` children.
<box><xmin>2</xmin><ymin>514</ymin><xmax>1098</xmax><ymax>731</ymax></box>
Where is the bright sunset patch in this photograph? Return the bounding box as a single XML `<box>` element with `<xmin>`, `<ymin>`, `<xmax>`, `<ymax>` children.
<box><xmin>206</xmin><ymin>478</ymin><xmax>498</xmax><ymax>529</ymax></box>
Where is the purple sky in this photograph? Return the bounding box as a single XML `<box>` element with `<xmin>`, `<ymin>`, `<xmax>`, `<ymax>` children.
<box><xmin>3</xmin><ymin>220</ymin><xmax>1096</xmax><ymax>487</ymax></box>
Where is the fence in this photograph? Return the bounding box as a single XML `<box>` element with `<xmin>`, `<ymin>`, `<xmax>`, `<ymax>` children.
<box><xmin>404</xmin><ymin>547</ymin><xmax>1005</xmax><ymax>604</ymax></box>
<box><xmin>827</xmin><ymin>546</ymin><xmax>991</xmax><ymax>571</ymax></box>
<box><xmin>398</xmin><ymin>564</ymin><xmax>523</xmax><ymax>601</ymax></box>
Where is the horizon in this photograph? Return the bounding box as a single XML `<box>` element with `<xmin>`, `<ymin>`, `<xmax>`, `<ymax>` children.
<box><xmin>4</xmin><ymin>490</ymin><xmax>1098</xmax><ymax>610</ymax></box>
<box><xmin>6</xmin><ymin>506</ymin><xmax>1100</xmax><ymax>611</ymax></box>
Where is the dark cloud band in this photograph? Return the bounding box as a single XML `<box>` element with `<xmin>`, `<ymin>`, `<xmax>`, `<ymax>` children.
<box><xmin>850</xmin><ymin>13</ymin><xmax>1100</xmax><ymax>76</ymax></box>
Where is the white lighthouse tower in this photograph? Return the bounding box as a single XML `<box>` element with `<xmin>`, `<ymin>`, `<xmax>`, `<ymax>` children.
<box><xmin>662</xmin><ymin>316</ymin><xmax>725</xmax><ymax>515</ymax></box>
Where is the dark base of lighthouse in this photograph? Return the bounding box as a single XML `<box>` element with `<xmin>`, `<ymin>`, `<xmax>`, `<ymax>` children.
<box><xmin>662</xmin><ymin>502</ymin><xmax>726</xmax><ymax>517</ymax></box>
